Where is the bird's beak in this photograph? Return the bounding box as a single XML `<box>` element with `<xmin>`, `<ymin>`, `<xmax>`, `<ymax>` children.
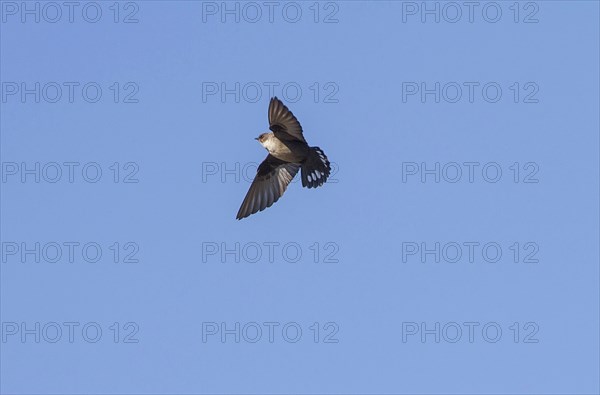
<box><xmin>254</xmin><ymin>137</ymin><xmax>259</xmax><ymax>141</ymax></box>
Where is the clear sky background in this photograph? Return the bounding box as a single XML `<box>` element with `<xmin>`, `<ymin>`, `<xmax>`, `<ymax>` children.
<box><xmin>1</xmin><ymin>1</ymin><xmax>599</xmax><ymax>394</ymax></box>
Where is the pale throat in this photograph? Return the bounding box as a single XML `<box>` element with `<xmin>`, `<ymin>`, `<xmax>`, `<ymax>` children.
<box><xmin>260</xmin><ymin>135</ymin><xmax>278</xmax><ymax>153</ymax></box>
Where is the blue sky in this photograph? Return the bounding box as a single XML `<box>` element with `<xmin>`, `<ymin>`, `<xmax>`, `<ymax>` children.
<box><xmin>1</xmin><ymin>1</ymin><xmax>599</xmax><ymax>394</ymax></box>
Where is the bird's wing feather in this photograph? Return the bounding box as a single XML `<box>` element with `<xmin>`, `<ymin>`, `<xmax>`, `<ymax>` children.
<box><xmin>268</xmin><ymin>97</ymin><xmax>306</xmax><ymax>143</ymax></box>
<box><xmin>236</xmin><ymin>155</ymin><xmax>300</xmax><ymax>219</ymax></box>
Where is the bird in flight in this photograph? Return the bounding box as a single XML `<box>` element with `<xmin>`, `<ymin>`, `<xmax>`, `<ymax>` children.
<box><xmin>236</xmin><ymin>97</ymin><xmax>331</xmax><ymax>220</ymax></box>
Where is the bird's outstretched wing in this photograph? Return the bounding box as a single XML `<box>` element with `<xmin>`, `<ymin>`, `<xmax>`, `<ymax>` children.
<box><xmin>236</xmin><ymin>155</ymin><xmax>300</xmax><ymax>220</ymax></box>
<box><xmin>268</xmin><ymin>97</ymin><xmax>306</xmax><ymax>143</ymax></box>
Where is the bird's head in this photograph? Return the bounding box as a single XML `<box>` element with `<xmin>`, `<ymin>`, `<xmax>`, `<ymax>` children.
<box><xmin>255</xmin><ymin>132</ymin><xmax>273</xmax><ymax>150</ymax></box>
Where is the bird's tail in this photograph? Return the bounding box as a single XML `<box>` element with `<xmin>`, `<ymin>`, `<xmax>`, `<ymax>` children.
<box><xmin>301</xmin><ymin>147</ymin><xmax>331</xmax><ymax>188</ymax></box>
